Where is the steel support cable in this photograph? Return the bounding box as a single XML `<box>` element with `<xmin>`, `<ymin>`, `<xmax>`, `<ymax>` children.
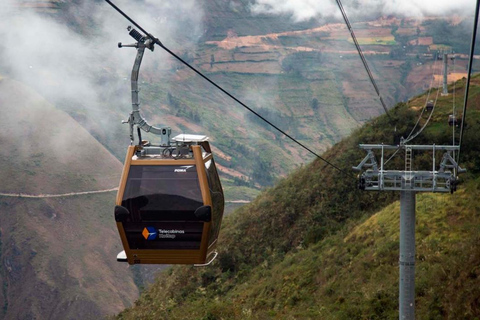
<box><xmin>452</xmin><ymin>53</ymin><xmax>456</xmax><ymax>174</ymax></box>
<box><xmin>384</xmin><ymin>147</ymin><xmax>401</xmax><ymax>166</ymax></box>
<box><xmin>379</xmin><ymin>54</ymin><xmax>442</xmax><ymax>165</ymax></box>
<box><xmin>403</xmin><ymin>84</ymin><xmax>441</xmax><ymax>144</ymax></box>
<box><xmin>384</xmin><ymin>97</ymin><xmax>435</xmax><ymax>165</ymax></box>
<box><xmin>457</xmin><ymin>0</ymin><xmax>480</xmax><ymax>166</ymax></box>
<box><xmin>334</xmin><ymin>0</ymin><xmax>391</xmax><ymax>121</ymax></box>
<box><xmin>104</xmin><ymin>0</ymin><xmax>354</xmax><ymax>178</ymax></box>
<box><xmin>404</xmin><ymin>53</ymin><xmax>441</xmax><ymax>141</ymax></box>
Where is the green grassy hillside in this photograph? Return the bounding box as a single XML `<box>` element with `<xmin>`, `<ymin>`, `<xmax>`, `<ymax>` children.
<box><xmin>114</xmin><ymin>77</ymin><xmax>480</xmax><ymax>319</ymax></box>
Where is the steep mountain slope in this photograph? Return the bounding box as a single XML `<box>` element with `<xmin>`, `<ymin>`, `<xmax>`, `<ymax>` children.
<box><xmin>114</xmin><ymin>77</ymin><xmax>480</xmax><ymax>319</ymax></box>
<box><xmin>0</xmin><ymin>78</ymin><xmax>138</xmax><ymax>319</ymax></box>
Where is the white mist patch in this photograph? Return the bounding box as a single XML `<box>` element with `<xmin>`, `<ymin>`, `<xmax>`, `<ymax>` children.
<box><xmin>251</xmin><ymin>0</ymin><xmax>340</xmax><ymax>21</ymax></box>
<box><xmin>0</xmin><ymin>0</ymin><xmax>204</xmax><ymax>159</ymax></box>
<box><xmin>251</xmin><ymin>0</ymin><xmax>475</xmax><ymax>21</ymax></box>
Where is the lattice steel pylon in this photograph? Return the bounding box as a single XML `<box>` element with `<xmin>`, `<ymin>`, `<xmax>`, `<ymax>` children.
<box><xmin>354</xmin><ymin>143</ymin><xmax>465</xmax><ymax>320</ymax></box>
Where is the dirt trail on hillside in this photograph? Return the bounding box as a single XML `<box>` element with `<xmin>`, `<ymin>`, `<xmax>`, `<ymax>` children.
<box><xmin>0</xmin><ymin>187</ymin><xmax>119</xmax><ymax>198</ymax></box>
<box><xmin>0</xmin><ymin>188</ymin><xmax>250</xmax><ymax>203</ymax></box>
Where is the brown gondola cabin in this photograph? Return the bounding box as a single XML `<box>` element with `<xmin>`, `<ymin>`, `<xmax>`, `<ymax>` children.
<box><xmin>448</xmin><ymin>115</ymin><xmax>463</xmax><ymax>127</ymax></box>
<box><xmin>114</xmin><ymin>134</ymin><xmax>224</xmax><ymax>265</ymax></box>
<box><xmin>426</xmin><ymin>100</ymin><xmax>434</xmax><ymax>112</ymax></box>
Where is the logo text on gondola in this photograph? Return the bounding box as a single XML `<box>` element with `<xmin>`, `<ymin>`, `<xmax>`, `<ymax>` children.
<box><xmin>174</xmin><ymin>165</ymin><xmax>194</xmax><ymax>173</ymax></box>
<box><xmin>158</xmin><ymin>229</ymin><xmax>185</xmax><ymax>239</ymax></box>
<box><xmin>159</xmin><ymin>229</ymin><xmax>185</xmax><ymax>234</ymax></box>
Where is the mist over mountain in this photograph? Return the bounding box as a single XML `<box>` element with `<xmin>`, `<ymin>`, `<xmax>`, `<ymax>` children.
<box><xmin>251</xmin><ymin>0</ymin><xmax>475</xmax><ymax>21</ymax></box>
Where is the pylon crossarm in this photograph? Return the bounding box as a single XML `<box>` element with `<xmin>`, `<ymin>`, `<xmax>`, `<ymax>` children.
<box><xmin>355</xmin><ymin>144</ymin><xmax>465</xmax><ymax>192</ymax></box>
<box><xmin>353</xmin><ymin>149</ymin><xmax>378</xmax><ymax>172</ymax></box>
<box><xmin>439</xmin><ymin>151</ymin><xmax>466</xmax><ymax>173</ymax></box>
<box><xmin>359</xmin><ymin>144</ymin><xmax>460</xmax><ymax>151</ymax></box>
<box><xmin>361</xmin><ymin>170</ymin><xmax>456</xmax><ymax>192</ymax></box>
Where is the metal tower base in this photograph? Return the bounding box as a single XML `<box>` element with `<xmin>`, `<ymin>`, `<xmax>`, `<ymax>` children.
<box><xmin>354</xmin><ymin>144</ymin><xmax>465</xmax><ymax>319</ymax></box>
<box><xmin>400</xmin><ymin>191</ymin><xmax>415</xmax><ymax>320</ymax></box>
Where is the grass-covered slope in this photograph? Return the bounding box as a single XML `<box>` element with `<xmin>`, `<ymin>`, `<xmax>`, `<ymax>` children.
<box><xmin>115</xmin><ymin>77</ymin><xmax>480</xmax><ymax>319</ymax></box>
<box><xmin>118</xmin><ymin>181</ymin><xmax>480</xmax><ymax>320</ymax></box>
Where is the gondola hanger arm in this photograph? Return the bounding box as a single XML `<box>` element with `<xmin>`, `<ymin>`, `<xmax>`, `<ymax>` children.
<box><xmin>118</xmin><ymin>25</ymin><xmax>171</xmax><ymax>146</ymax></box>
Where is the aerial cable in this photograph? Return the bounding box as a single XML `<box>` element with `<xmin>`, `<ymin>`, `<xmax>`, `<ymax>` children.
<box><xmin>457</xmin><ymin>0</ymin><xmax>480</xmax><ymax>167</ymax></box>
<box><xmin>383</xmin><ymin>83</ymin><xmax>440</xmax><ymax>165</ymax></box>
<box><xmin>403</xmin><ymin>81</ymin><xmax>441</xmax><ymax>144</ymax></box>
<box><xmin>104</xmin><ymin>0</ymin><xmax>354</xmax><ymax>178</ymax></box>
<box><xmin>452</xmin><ymin>52</ymin><xmax>457</xmax><ymax>173</ymax></box>
<box><xmin>383</xmin><ymin>147</ymin><xmax>401</xmax><ymax>166</ymax></box>
<box><xmin>334</xmin><ymin>0</ymin><xmax>392</xmax><ymax>122</ymax></box>
<box><xmin>404</xmin><ymin>53</ymin><xmax>441</xmax><ymax>142</ymax></box>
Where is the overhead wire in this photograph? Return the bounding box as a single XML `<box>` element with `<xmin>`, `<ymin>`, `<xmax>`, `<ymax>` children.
<box><xmin>452</xmin><ymin>54</ymin><xmax>456</xmax><ymax>174</ymax></box>
<box><xmin>334</xmin><ymin>0</ymin><xmax>392</xmax><ymax>121</ymax></box>
<box><xmin>403</xmin><ymin>52</ymin><xmax>441</xmax><ymax>143</ymax></box>
<box><xmin>334</xmin><ymin>0</ymin><xmax>409</xmax><ymax>172</ymax></box>
<box><xmin>403</xmin><ymin>77</ymin><xmax>442</xmax><ymax>144</ymax></box>
<box><xmin>104</xmin><ymin>0</ymin><xmax>355</xmax><ymax>178</ymax></box>
<box><xmin>106</xmin><ymin>0</ymin><xmax>477</xmax><ymax>179</ymax></box>
<box><xmin>383</xmin><ymin>147</ymin><xmax>401</xmax><ymax>166</ymax></box>
<box><xmin>457</xmin><ymin>0</ymin><xmax>480</xmax><ymax>167</ymax></box>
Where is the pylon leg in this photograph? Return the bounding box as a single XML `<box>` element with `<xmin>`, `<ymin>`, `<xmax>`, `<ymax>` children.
<box><xmin>399</xmin><ymin>191</ymin><xmax>416</xmax><ymax>320</ymax></box>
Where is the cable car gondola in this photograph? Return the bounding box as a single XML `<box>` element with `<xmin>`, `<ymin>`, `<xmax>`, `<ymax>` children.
<box><xmin>426</xmin><ymin>100</ymin><xmax>434</xmax><ymax>112</ymax></box>
<box><xmin>113</xmin><ymin>26</ymin><xmax>224</xmax><ymax>265</ymax></box>
<box><xmin>115</xmin><ymin>135</ymin><xmax>224</xmax><ymax>265</ymax></box>
<box><xmin>448</xmin><ymin>114</ymin><xmax>462</xmax><ymax>127</ymax></box>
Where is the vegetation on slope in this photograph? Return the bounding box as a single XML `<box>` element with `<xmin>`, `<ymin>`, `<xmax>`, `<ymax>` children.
<box><xmin>118</xmin><ymin>180</ymin><xmax>480</xmax><ymax>319</ymax></box>
<box><xmin>115</xmin><ymin>76</ymin><xmax>480</xmax><ymax>319</ymax></box>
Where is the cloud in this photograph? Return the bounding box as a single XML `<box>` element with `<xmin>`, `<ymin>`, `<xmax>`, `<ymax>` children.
<box><xmin>251</xmin><ymin>0</ymin><xmax>340</xmax><ymax>21</ymax></box>
<box><xmin>379</xmin><ymin>0</ymin><xmax>474</xmax><ymax>17</ymax></box>
<box><xmin>0</xmin><ymin>0</ymin><xmax>205</xmax><ymax>154</ymax></box>
<box><xmin>250</xmin><ymin>0</ymin><xmax>475</xmax><ymax>22</ymax></box>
